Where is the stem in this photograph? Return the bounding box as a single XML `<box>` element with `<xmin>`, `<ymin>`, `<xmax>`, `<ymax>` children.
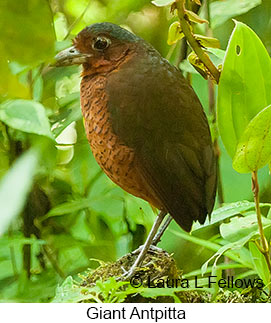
<box><xmin>178</xmin><ymin>24</ymin><xmax>190</xmax><ymax>83</ymax></box>
<box><xmin>43</xmin><ymin>245</ymin><xmax>66</xmax><ymax>278</ymax></box>
<box><xmin>215</xmin><ymin>142</ymin><xmax>224</xmax><ymax>205</ymax></box>
<box><xmin>251</xmin><ymin>171</ymin><xmax>271</xmax><ymax>274</ymax></box>
<box><xmin>176</xmin><ymin>0</ymin><xmax>220</xmax><ymax>83</ymax></box>
<box><xmin>204</xmin><ymin>0</ymin><xmax>224</xmax><ymax>205</ymax></box>
<box><xmin>177</xmin><ymin>38</ymin><xmax>188</xmax><ymax>66</ymax></box>
<box><xmin>8</xmin><ymin>228</ymin><xmax>18</xmax><ymax>276</ymax></box>
<box><xmin>206</xmin><ymin>0</ymin><xmax>211</xmax><ymax>29</ymax></box>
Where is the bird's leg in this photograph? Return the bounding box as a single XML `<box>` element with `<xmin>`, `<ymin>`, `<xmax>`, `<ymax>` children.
<box><xmin>121</xmin><ymin>210</ymin><xmax>167</xmax><ymax>280</ymax></box>
<box><xmin>152</xmin><ymin>215</ymin><xmax>173</xmax><ymax>246</ymax></box>
<box><xmin>129</xmin><ymin>215</ymin><xmax>173</xmax><ymax>255</ymax></box>
<box><xmin>125</xmin><ymin>214</ymin><xmax>172</xmax><ymax>257</ymax></box>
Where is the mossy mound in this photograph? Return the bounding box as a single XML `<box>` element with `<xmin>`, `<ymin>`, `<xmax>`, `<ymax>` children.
<box><xmin>81</xmin><ymin>246</ymin><xmax>179</xmax><ymax>287</ymax></box>
<box><xmin>53</xmin><ymin>247</ymin><xmax>270</xmax><ymax>303</ymax></box>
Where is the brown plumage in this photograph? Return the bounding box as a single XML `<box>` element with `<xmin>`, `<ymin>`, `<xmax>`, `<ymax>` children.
<box><xmin>80</xmin><ymin>75</ymin><xmax>163</xmax><ymax>210</ymax></box>
<box><xmin>55</xmin><ymin>22</ymin><xmax>217</xmax><ymax>232</ymax></box>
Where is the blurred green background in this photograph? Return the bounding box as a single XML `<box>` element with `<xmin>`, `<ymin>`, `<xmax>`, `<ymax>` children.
<box><xmin>0</xmin><ymin>0</ymin><xmax>271</xmax><ymax>302</ymax></box>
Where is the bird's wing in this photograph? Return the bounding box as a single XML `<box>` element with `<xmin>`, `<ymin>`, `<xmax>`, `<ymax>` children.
<box><xmin>107</xmin><ymin>49</ymin><xmax>216</xmax><ymax>231</ymax></box>
<box><xmin>136</xmin><ymin>139</ymin><xmax>216</xmax><ymax>232</ymax></box>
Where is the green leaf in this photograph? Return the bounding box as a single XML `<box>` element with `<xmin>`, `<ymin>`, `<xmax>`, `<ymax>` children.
<box><xmin>193</xmin><ymin>200</ymin><xmax>270</xmax><ymax>230</ymax></box>
<box><xmin>217</xmin><ymin>21</ymin><xmax>271</xmax><ymax>158</ymax></box>
<box><xmin>0</xmin><ymin>0</ymin><xmax>55</xmax><ymax>65</ymax></box>
<box><xmin>170</xmin><ymin>229</ymin><xmax>249</xmax><ymax>267</ymax></box>
<box><xmin>151</xmin><ymin>0</ymin><xmax>175</xmax><ymax>7</ymax></box>
<box><xmin>205</xmin><ymin>48</ymin><xmax>225</xmax><ymax>68</ymax></box>
<box><xmin>0</xmin><ymin>149</ymin><xmax>39</xmax><ymax>236</ymax></box>
<box><xmin>186</xmin><ymin>10</ymin><xmax>208</xmax><ymax>24</ymax></box>
<box><xmin>32</xmin><ymin>69</ymin><xmax>44</xmax><ymax>102</ymax></box>
<box><xmin>0</xmin><ymin>0</ymin><xmax>55</xmax><ymax>98</ymax></box>
<box><xmin>54</xmin><ymin>12</ymin><xmax>69</xmax><ymax>41</ymax></box>
<box><xmin>167</xmin><ymin>21</ymin><xmax>184</xmax><ymax>45</ymax></box>
<box><xmin>220</xmin><ymin>214</ymin><xmax>271</xmax><ymax>242</ymax></box>
<box><xmin>179</xmin><ymin>59</ymin><xmax>199</xmax><ymax>75</ymax></box>
<box><xmin>233</xmin><ymin>105</ymin><xmax>271</xmax><ymax>173</ymax></box>
<box><xmin>0</xmin><ymin>100</ymin><xmax>54</xmax><ymax>139</ymax></box>
<box><xmin>249</xmin><ymin>242</ymin><xmax>270</xmax><ymax>285</ymax></box>
<box><xmin>45</xmin><ymin>198</ymin><xmax>94</xmax><ymax>218</ymax></box>
<box><xmin>201</xmin><ymin>234</ymin><xmax>255</xmax><ymax>275</ymax></box>
<box><xmin>194</xmin><ymin>34</ymin><xmax>220</xmax><ymax>49</ymax></box>
<box><xmin>52</xmin><ymin>276</ymin><xmax>135</xmax><ymax>303</ymax></box>
<box><xmin>52</xmin><ymin>276</ymin><xmax>86</xmax><ymax>303</ymax></box>
<box><xmin>52</xmin><ymin>94</ymin><xmax>81</xmax><ymax>138</ymax></box>
<box><xmin>206</xmin><ymin>48</ymin><xmax>225</xmax><ymax>61</ymax></box>
<box><xmin>0</xmin><ymin>59</ymin><xmax>30</xmax><ymax>99</ymax></box>
<box><xmin>180</xmin><ymin>49</ymin><xmax>224</xmax><ymax>74</ymax></box>
<box><xmin>184</xmin><ymin>263</ymin><xmax>244</xmax><ymax>279</ymax></box>
<box><xmin>188</xmin><ymin>52</ymin><xmax>208</xmax><ymax>79</ymax></box>
<box><xmin>209</xmin><ymin>0</ymin><xmax>262</xmax><ymax>29</ymax></box>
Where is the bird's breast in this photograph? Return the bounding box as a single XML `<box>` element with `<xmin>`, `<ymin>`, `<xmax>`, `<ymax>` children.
<box><xmin>80</xmin><ymin>74</ymin><xmax>162</xmax><ymax>209</ymax></box>
<box><xmin>80</xmin><ymin>75</ymin><xmax>133</xmax><ymax>173</ymax></box>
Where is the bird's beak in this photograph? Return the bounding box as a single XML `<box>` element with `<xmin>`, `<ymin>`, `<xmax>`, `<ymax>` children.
<box><xmin>54</xmin><ymin>46</ymin><xmax>92</xmax><ymax>67</ymax></box>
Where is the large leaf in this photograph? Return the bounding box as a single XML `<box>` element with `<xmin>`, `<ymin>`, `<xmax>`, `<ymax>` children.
<box><xmin>52</xmin><ymin>95</ymin><xmax>81</xmax><ymax>138</ymax></box>
<box><xmin>54</xmin><ymin>12</ymin><xmax>69</xmax><ymax>41</ymax></box>
<box><xmin>193</xmin><ymin>200</ymin><xmax>271</xmax><ymax>231</ymax></box>
<box><xmin>201</xmin><ymin>233</ymin><xmax>255</xmax><ymax>275</ymax></box>
<box><xmin>220</xmin><ymin>214</ymin><xmax>271</xmax><ymax>242</ymax></box>
<box><xmin>0</xmin><ymin>0</ymin><xmax>55</xmax><ymax>98</ymax></box>
<box><xmin>233</xmin><ymin>105</ymin><xmax>271</xmax><ymax>173</ymax></box>
<box><xmin>217</xmin><ymin>21</ymin><xmax>271</xmax><ymax>158</ymax></box>
<box><xmin>0</xmin><ymin>100</ymin><xmax>54</xmax><ymax>139</ymax></box>
<box><xmin>209</xmin><ymin>0</ymin><xmax>262</xmax><ymax>29</ymax></box>
<box><xmin>52</xmin><ymin>276</ymin><xmax>88</xmax><ymax>303</ymax></box>
<box><xmin>0</xmin><ymin>59</ymin><xmax>30</xmax><ymax>99</ymax></box>
<box><xmin>249</xmin><ymin>242</ymin><xmax>270</xmax><ymax>285</ymax></box>
<box><xmin>0</xmin><ymin>0</ymin><xmax>55</xmax><ymax>65</ymax></box>
<box><xmin>170</xmin><ymin>229</ymin><xmax>249</xmax><ymax>266</ymax></box>
<box><xmin>0</xmin><ymin>149</ymin><xmax>39</xmax><ymax>236</ymax></box>
<box><xmin>45</xmin><ymin>198</ymin><xmax>95</xmax><ymax>218</ymax></box>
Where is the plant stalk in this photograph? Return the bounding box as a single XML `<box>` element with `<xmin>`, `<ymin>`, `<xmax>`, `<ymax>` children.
<box><xmin>251</xmin><ymin>170</ymin><xmax>271</xmax><ymax>274</ymax></box>
<box><xmin>176</xmin><ymin>0</ymin><xmax>220</xmax><ymax>83</ymax></box>
<box><xmin>204</xmin><ymin>0</ymin><xmax>224</xmax><ymax>205</ymax></box>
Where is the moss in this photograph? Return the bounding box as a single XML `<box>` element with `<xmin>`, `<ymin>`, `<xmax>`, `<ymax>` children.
<box><xmin>81</xmin><ymin>247</ymin><xmax>179</xmax><ymax>287</ymax></box>
<box><xmin>75</xmin><ymin>247</ymin><xmax>270</xmax><ymax>303</ymax></box>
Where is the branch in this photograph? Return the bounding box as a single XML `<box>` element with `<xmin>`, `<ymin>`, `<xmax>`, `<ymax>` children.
<box><xmin>176</xmin><ymin>0</ymin><xmax>220</xmax><ymax>83</ymax></box>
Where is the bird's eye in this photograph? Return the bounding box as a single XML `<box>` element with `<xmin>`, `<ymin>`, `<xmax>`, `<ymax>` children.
<box><xmin>92</xmin><ymin>36</ymin><xmax>111</xmax><ymax>51</ymax></box>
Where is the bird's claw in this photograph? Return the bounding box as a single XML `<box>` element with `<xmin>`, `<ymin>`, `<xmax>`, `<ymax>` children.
<box><xmin>117</xmin><ymin>266</ymin><xmax>137</xmax><ymax>281</ymax></box>
<box><xmin>119</xmin><ymin>266</ymin><xmax>138</xmax><ymax>281</ymax></box>
<box><xmin>118</xmin><ymin>245</ymin><xmax>164</xmax><ymax>282</ymax></box>
<box><xmin>131</xmin><ymin>244</ymin><xmax>163</xmax><ymax>256</ymax></box>
<box><xmin>120</xmin><ymin>266</ymin><xmax>128</xmax><ymax>274</ymax></box>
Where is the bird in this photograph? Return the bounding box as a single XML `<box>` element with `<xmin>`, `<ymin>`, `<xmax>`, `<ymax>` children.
<box><xmin>55</xmin><ymin>22</ymin><xmax>217</xmax><ymax>278</ymax></box>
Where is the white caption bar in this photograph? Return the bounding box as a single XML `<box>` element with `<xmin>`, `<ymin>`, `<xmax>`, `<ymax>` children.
<box><xmin>0</xmin><ymin>303</ymin><xmax>268</xmax><ymax>323</ymax></box>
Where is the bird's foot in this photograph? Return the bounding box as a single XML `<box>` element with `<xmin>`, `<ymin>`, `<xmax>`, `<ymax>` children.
<box><xmin>130</xmin><ymin>244</ymin><xmax>164</xmax><ymax>256</ymax></box>
<box><xmin>117</xmin><ymin>211</ymin><xmax>168</xmax><ymax>282</ymax></box>
<box><xmin>118</xmin><ymin>244</ymin><xmax>165</xmax><ymax>282</ymax></box>
<box><xmin>119</xmin><ymin>265</ymin><xmax>138</xmax><ymax>281</ymax></box>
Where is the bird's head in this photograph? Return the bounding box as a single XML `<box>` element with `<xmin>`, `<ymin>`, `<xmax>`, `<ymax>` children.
<box><xmin>54</xmin><ymin>22</ymin><xmax>140</xmax><ymax>76</ymax></box>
